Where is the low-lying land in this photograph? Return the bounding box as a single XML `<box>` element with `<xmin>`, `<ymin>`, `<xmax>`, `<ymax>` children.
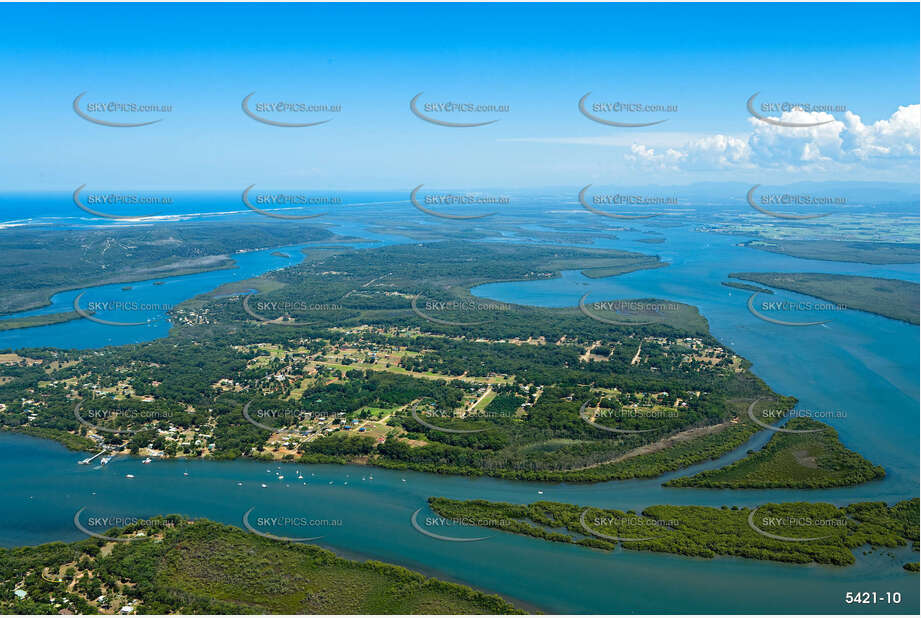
<box><xmin>0</xmin><ymin>311</ymin><xmax>87</xmax><ymax>332</ymax></box>
<box><xmin>427</xmin><ymin>497</ymin><xmax>919</xmax><ymax>568</ymax></box>
<box><xmin>740</xmin><ymin>239</ymin><xmax>919</xmax><ymax>265</ymax></box>
<box><xmin>731</xmin><ymin>272</ymin><xmax>920</xmax><ymax>325</ymax></box>
<box><xmin>665</xmin><ymin>417</ymin><xmax>885</xmax><ymax>488</ymax></box>
<box><xmin>0</xmin><ymin>223</ymin><xmax>336</xmax><ymax>315</ymax></box>
<box><xmin>0</xmin><ymin>518</ymin><xmax>523</xmax><ymax>614</ymax></box>
<box><xmin>0</xmin><ymin>241</ymin><xmax>807</xmax><ymax>483</ymax></box>
<box><xmin>720</xmin><ymin>281</ymin><xmax>773</xmax><ymax>294</ymax></box>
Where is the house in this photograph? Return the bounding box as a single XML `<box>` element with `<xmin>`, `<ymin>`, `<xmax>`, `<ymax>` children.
<box><xmin>119</xmin><ymin>605</ymin><xmax>134</xmax><ymax>615</ymax></box>
<box><xmin>14</xmin><ymin>589</ymin><xmax>27</xmax><ymax>600</ymax></box>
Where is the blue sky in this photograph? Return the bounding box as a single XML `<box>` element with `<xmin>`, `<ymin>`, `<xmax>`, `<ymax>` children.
<box><xmin>0</xmin><ymin>2</ymin><xmax>918</xmax><ymax>190</ymax></box>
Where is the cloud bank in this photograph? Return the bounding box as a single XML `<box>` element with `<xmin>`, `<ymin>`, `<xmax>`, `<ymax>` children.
<box><xmin>625</xmin><ymin>104</ymin><xmax>920</xmax><ymax>172</ymax></box>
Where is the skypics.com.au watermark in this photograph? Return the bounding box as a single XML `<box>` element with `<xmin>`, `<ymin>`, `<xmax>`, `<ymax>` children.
<box><xmin>747</xmin><ymin>506</ymin><xmax>848</xmax><ymax>542</ymax></box>
<box><xmin>411</xmin><ymin>294</ymin><xmax>514</xmax><ymax>328</ymax></box>
<box><xmin>579</xmin><ymin>296</ymin><xmax>680</xmax><ymax>326</ymax></box>
<box><xmin>73</xmin><ymin>291</ymin><xmax>172</xmax><ymax>327</ymax></box>
<box><xmin>579</xmin><ymin>92</ymin><xmax>677</xmax><ymax>127</ymax></box>
<box><xmin>73</xmin><ymin>185</ymin><xmax>174</xmax><ymax>220</ymax></box>
<box><xmin>241</xmin><ymin>292</ymin><xmax>341</xmax><ymax>326</ymax></box>
<box><xmin>592</xmin><ymin>515</ymin><xmax>679</xmax><ymax>528</ymax></box>
<box><xmin>73</xmin><ymin>92</ymin><xmax>171</xmax><ymax>127</ymax></box>
<box><xmin>579</xmin><ymin>508</ymin><xmax>675</xmax><ymax>542</ymax></box>
<box><xmin>242</xmin><ymin>185</ymin><xmax>343</xmax><ymax>219</ymax></box>
<box><xmin>410</xmin><ymin>185</ymin><xmax>510</xmax><ymax>220</ymax></box>
<box><xmin>74</xmin><ymin>401</ymin><xmax>175</xmax><ymax>435</ymax></box>
<box><xmin>410</xmin><ymin>406</ymin><xmax>489</xmax><ymax>435</ymax></box>
<box><xmin>595</xmin><ymin>408</ymin><xmax>679</xmax><ymax>420</ymax></box>
<box><xmin>747</xmin><ymin>291</ymin><xmax>846</xmax><ymax>327</ymax></box>
<box><xmin>578</xmin><ymin>185</ymin><xmax>677</xmax><ymax>219</ymax></box>
<box><xmin>74</xmin><ymin>509</ymin><xmax>178</xmax><ymax>541</ymax></box>
<box><xmin>747</xmin><ymin>92</ymin><xmax>846</xmax><ymax>128</ymax></box>
<box><xmin>410</xmin><ymin>92</ymin><xmax>508</xmax><ymax>127</ymax></box>
<box><xmin>745</xmin><ymin>398</ymin><xmax>841</xmax><ymax>434</ymax></box>
<box><xmin>242</xmin><ymin>92</ymin><xmax>341</xmax><ymax>127</ymax></box>
<box><xmin>242</xmin><ymin>400</ymin><xmax>314</xmax><ymax>432</ymax></box>
<box><xmin>746</xmin><ymin>185</ymin><xmax>844</xmax><ymax>220</ymax></box>
<box><xmin>242</xmin><ymin>507</ymin><xmax>341</xmax><ymax>542</ymax></box>
<box><xmin>410</xmin><ymin>507</ymin><xmax>502</xmax><ymax>542</ymax></box>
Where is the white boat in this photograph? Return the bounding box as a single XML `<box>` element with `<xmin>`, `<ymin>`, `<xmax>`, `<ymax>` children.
<box><xmin>261</xmin><ymin>483</ymin><xmax>268</xmax><ymax>488</ymax></box>
<box><xmin>183</xmin><ymin>472</ymin><xmax>189</xmax><ymax>476</ymax></box>
<box><xmin>538</xmin><ymin>490</ymin><xmax>544</xmax><ymax>495</ymax></box>
<box><xmin>142</xmin><ymin>458</ymin><xmax>152</xmax><ymax>464</ymax></box>
<box><xmin>236</xmin><ymin>482</ymin><xmax>243</xmax><ymax>486</ymax></box>
<box><xmin>125</xmin><ymin>474</ymin><xmax>135</xmax><ymax>479</ymax></box>
<box><xmin>297</xmin><ymin>475</ymin><xmax>304</xmax><ymax>480</ymax></box>
<box><xmin>278</xmin><ymin>475</ymin><xmax>284</xmax><ymax>480</ymax></box>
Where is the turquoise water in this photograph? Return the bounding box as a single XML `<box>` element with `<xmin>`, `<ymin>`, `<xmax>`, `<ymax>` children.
<box><xmin>0</xmin><ymin>222</ymin><xmax>918</xmax><ymax>613</ymax></box>
<box><xmin>0</xmin><ymin>244</ymin><xmax>320</xmax><ymax>350</ymax></box>
<box><xmin>1</xmin><ymin>433</ymin><xmax>917</xmax><ymax>614</ymax></box>
<box><xmin>473</xmin><ymin>227</ymin><xmax>920</xmax><ymax>501</ymax></box>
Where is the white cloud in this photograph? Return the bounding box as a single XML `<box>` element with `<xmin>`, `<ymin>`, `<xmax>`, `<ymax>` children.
<box><xmin>629</xmin><ymin>104</ymin><xmax>919</xmax><ymax>172</ymax></box>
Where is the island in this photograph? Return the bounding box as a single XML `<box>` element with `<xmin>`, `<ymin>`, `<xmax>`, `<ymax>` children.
<box><xmin>730</xmin><ymin>272</ymin><xmax>920</xmax><ymax>325</ymax></box>
<box><xmin>426</xmin><ymin>497</ymin><xmax>919</xmax><ymax>567</ymax></box>
<box><xmin>0</xmin><ymin>311</ymin><xmax>88</xmax><ymax>332</ymax></box>
<box><xmin>739</xmin><ymin>240</ymin><xmax>919</xmax><ymax>265</ymax></box>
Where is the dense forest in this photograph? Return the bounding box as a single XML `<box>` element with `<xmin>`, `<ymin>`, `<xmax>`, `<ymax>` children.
<box><xmin>0</xmin><ymin>518</ymin><xmax>523</xmax><ymax>614</ymax></box>
<box><xmin>666</xmin><ymin>417</ymin><xmax>886</xmax><ymax>488</ymax></box>
<box><xmin>427</xmin><ymin>497</ymin><xmax>920</xmax><ymax>567</ymax></box>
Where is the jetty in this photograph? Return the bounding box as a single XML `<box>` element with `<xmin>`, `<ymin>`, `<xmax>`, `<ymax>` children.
<box><xmin>78</xmin><ymin>449</ymin><xmax>108</xmax><ymax>465</ymax></box>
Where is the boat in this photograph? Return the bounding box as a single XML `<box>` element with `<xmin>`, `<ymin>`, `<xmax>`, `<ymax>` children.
<box><xmin>538</xmin><ymin>490</ymin><xmax>544</xmax><ymax>495</ymax></box>
<box><xmin>297</xmin><ymin>475</ymin><xmax>304</xmax><ymax>480</ymax></box>
<box><xmin>236</xmin><ymin>482</ymin><xmax>243</xmax><ymax>486</ymax></box>
<box><xmin>183</xmin><ymin>472</ymin><xmax>189</xmax><ymax>476</ymax></box>
<box><xmin>277</xmin><ymin>475</ymin><xmax>284</xmax><ymax>480</ymax></box>
<box><xmin>142</xmin><ymin>457</ymin><xmax>152</xmax><ymax>464</ymax></box>
<box><xmin>261</xmin><ymin>483</ymin><xmax>267</xmax><ymax>488</ymax></box>
<box><xmin>125</xmin><ymin>474</ymin><xmax>135</xmax><ymax>479</ymax></box>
